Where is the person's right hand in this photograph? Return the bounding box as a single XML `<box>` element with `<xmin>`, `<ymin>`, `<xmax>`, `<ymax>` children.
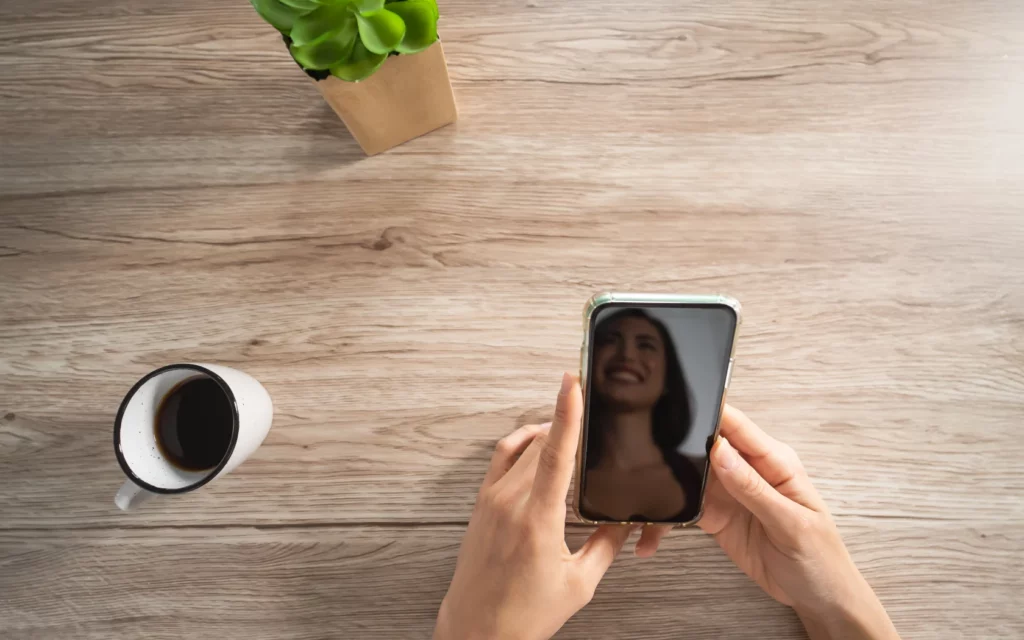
<box><xmin>638</xmin><ymin>406</ymin><xmax>899</xmax><ymax>639</ymax></box>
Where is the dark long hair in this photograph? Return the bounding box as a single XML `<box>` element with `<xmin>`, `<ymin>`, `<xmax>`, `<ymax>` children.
<box><xmin>586</xmin><ymin>309</ymin><xmax>693</xmax><ymax>469</ymax></box>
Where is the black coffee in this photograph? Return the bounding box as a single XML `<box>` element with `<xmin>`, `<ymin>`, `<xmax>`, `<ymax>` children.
<box><xmin>155</xmin><ymin>377</ymin><xmax>232</xmax><ymax>471</ymax></box>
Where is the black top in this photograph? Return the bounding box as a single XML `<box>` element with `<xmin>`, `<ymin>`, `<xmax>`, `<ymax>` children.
<box><xmin>660</xmin><ymin>450</ymin><xmax>704</xmax><ymax>522</ymax></box>
<box><xmin>585</xmin><ymin>451</ymin><xmax>704</xmax><ymax>523</ymax></box>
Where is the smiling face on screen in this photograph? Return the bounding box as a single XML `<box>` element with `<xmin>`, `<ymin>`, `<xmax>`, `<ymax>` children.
<box><xmin>592</xmin><ymin>314</ymin><xmax>667</xmax><ymax>412</ymax></box>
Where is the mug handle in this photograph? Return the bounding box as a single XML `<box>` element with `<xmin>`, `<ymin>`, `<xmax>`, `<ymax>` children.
<box><xmin>115</xmin><ymin>480</ymin><xmax>156</xmax><ymax>511</ymax></box>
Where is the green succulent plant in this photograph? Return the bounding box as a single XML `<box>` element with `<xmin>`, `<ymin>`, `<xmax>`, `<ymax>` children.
<box><xmin>250</xmin><ymin>0</ymin><xmax>439</xmax><ymax>82</ymax></box>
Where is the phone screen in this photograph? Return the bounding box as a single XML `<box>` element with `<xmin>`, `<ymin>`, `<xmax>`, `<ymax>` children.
<box><xmin>579</xmin><ymin>302</ymin><xmax>738</xmax><ymax>523</ymax></box>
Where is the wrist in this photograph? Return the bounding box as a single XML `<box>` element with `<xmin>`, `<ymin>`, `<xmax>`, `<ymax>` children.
<box><xmin>796</xmin><ymin>575</ymin><xmax>899</xmax><ymax>640</ymax></box>
<box><xmin>432</xmin><ymin>600</ymin><xmax>500</xmax><ymax>640</ymax></box>
<box><xmin>432</xmin><ymin>600</ymin><xmax>457</xmax><ymax>640</ymax></box>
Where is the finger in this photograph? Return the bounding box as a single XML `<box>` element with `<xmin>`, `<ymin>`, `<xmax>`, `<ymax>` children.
<box><xmin>501</xmin><ymin>426</ymin><xmax>548</xmax><ymax>487</ymax></box>
<box><xmin>574</xmin><ymin>524</ymin><xmax>634</xmax><ymax>594</ymax></box>
<box><xmin>634</xmin><ymin>525</ymin><xmax>673</xmax><ymax>558</ymax></box>
<box><xmin>482</xmin><ymin>423</ymin><xmax>550</xmax><ymax>488</ymax></box>
<box><xmin>711</xmin><ymin>437</ymin><xmax>805</xmax><ymax>533</ymax></box>
<box><xmin>696</xmin><ymin>470</ymin><xmax>738</xmax><ymax>536</ymax></box>
<box><xmin>718</xmin><ymin>406</ymin><xmax>824</xmax><ymax>510</ymax></box>
<box><xmin>717</xmin><ymin>405</ymin><xmax>793</xmax><ymax>484</ymax></box>
<box><xmin>532</xmin><ymin>372</ymin><xmax>584</xmax><ymax>506</ymax></box>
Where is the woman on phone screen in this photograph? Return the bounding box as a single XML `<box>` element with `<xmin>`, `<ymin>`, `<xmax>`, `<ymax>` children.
<box><xmin>583</xmin><ymin>309</ymin><xmax>701</xmax><ymax>522</ymax></box>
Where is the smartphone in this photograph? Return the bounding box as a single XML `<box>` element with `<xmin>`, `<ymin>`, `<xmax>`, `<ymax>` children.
<box><xmin>574</xmin><ymin>293</ymin><xmax>741</xmax><ymax>526</ymax></box>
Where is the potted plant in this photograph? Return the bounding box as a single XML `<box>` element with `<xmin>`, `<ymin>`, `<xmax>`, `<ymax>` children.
<box><xmin>250</xmin><ymin>0</ymin><xmax>457</xmax><ymax>155</ymax></box>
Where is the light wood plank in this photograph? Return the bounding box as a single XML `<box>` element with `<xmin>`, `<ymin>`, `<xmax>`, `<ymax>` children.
<box><xmin>0</xmin><ymin>0</ymin><xmax>1022</xmax><ymax>195</ymax></box>
<box><xmin>1</xmin><ymin>522</ymin><xmax>1020</xmax><ymax>639</ymax></box>
<box><xmin>1</xmin><ymin>250</ymin><xmax>1022</xmax><ymax>527</ymax></box>
<box><xmin>2</xmin><ymin>184</ymin><xmax>1023</xmax><ymax>527</ymax></box>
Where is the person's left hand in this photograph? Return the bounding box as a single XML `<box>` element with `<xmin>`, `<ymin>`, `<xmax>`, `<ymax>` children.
<box><xmin>433</xmin><ymin>373</ymin><xmax>635</xmax><ymax>640</ymax></box>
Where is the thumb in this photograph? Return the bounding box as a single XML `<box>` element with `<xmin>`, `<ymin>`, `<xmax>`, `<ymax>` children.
<box><xmin>573</xmin><ymin>525</ymin><xmax>634</xmax><ymax>598</ymax></box>
<box><xmin>533</xmin><ymin>373</ymin><xmax>583</xmax><ymax>506</ymax></box>
<box><xmin>711</xmin><ymin>437</ymin><xmax>803</xmax><ymax>534</ymax></box>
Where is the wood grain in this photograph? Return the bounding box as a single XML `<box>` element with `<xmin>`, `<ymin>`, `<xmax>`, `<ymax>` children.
<box><xmin>1</xmin><ymin>521</ymin><xmax>1020</xmax><ymax>639</ymax></box>
<box><xmin>1</xmin><ymin>0</ymin><xmax>1023</xmax><ymax>636</ymax></box>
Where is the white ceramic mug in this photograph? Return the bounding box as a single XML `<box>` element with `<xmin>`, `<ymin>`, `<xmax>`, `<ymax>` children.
<box><xmin>113</xmin><ymin>363</ymin><xmax>273</xmax><ymax>510</ymax></box>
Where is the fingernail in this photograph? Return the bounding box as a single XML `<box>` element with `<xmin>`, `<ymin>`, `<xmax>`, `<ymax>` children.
<box><xmin>716</xmin><ymin>437</ymin><xmax>739</xmax><ymax>470</ymax></box>
<box><xmin>559</xmin><ymin>371</ymin><xmax>573</xmax><ymax>396</ymax></box>
<box><xmin>539</xmin><ymin>422</ymin><xmax>552</xmax><ymax>430</ymax></box>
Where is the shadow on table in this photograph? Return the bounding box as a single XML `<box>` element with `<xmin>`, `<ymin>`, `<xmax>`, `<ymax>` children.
<box><xmin>424</xmin><ymin>403</ymin><xmax>560</xmax><ymax>525</ymax></box>
<box><xmin>289</xmin><ymin>99</ymin><xmax>368</xmax><ymax>171</ymax></box>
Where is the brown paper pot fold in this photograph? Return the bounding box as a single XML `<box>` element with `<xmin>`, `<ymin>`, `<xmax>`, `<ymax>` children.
<box><xmin>314</xmin><ymin>41</ymin><xmax>457</xmax><ymax>156</ymax></box>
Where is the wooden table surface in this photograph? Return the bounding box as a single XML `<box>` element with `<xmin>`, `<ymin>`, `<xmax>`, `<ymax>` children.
<box><xmin>2</xmin><ymin>0</ymin><xmax>1023</xmax><ymax>637</ymax></box>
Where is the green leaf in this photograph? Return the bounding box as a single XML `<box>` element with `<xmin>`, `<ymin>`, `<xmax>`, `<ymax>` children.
<box><xmin>291</xmin><ymin>4</ymin><xmax>353</xmax><ymax>45</ymax></box>
<box><xmin>289</xmin><ymin>18</ymin><xmax>358</xmax><ymax>69</ymax></box>
<box><xmin>388</xmin><ymin>0</ymin><xmax>437</xmax><ymax>20</ymax></box>
<box><xmin>355</xmin><ymin>9</ymin><xmax>406</xmax><ymax>54</ymax></box>
<box><xmin>277</xmin><ymin>0</ymin><xmax>321</xmax><ymax>11</ymax></box>
<box><xmin>350</xmin><ymin>0</ymin><xmax>385</xmax><ymax>13</ymax></box>
<box><xmin>386</xmin><ymin>1</ymin><xmax>438</xmax><ymax>54</ymax></box>
<box><xmin>306</xmin><ymin>0</ymin><xmax>382</xmax><ymax>9</ymax></box>
<box><xmin>330</xmin><ymin>39</ymin><xmax>387</xmax><ymax>81</ymax></box>
<box><xmin>250</xmin><ymin>0</ymin><xmax>307</xmax><ymax>32</ymax></box>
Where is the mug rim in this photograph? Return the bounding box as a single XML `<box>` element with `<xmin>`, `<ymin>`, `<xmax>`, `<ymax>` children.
<box><xmin>114</xmin><ymin>363</ymin><xmax>240</xmax><ymax>495</ymax></box>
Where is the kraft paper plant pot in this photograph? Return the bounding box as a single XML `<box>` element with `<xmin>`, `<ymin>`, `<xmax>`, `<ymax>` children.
<box><xmin>314</xmin><ymin>41</ymin><xmax>457</xmax><ymax>155</ymax></box>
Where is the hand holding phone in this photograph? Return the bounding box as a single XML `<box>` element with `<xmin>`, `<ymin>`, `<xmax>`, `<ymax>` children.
<box><xmin>640</xmin><ymin>406</ymin><xmax>901</xmax><ymax>639</ymax></box>
<box><xmin>435</xmin><ymin>295</ymin><xmax>899</xmax><ymax>640</ymax></box>
<box><xmin>434</xmin><ymin>374</ymin><xmax>634</xmax><ymax>640</ymax></box>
